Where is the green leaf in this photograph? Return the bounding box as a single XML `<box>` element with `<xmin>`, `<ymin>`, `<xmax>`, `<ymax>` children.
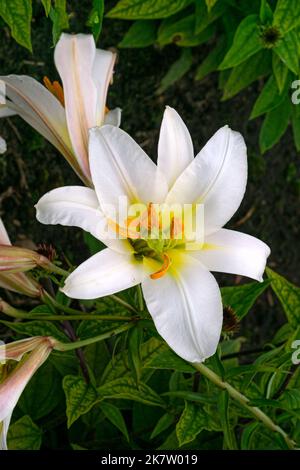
<box><xmin>218</xmin><ymin>390</ymin><xmax>238</xmax><ymax>449</ymax></box>
<box><xmin>279</xmin><ymin>389</ymin><xmax>300</xmax><ymax>409</ymax></box>
<box><xmin>18</xmin><ymin>361</ymin><xmax>62</xmax><ymax>420</ymax></box>
<box><xmin>157</xmin><ymin>48</ymin><xmax>192</xmax><ymax>94</ymax></box>
<box><xmin>100</xmin><ymin>402</ymin><xmax>130</xmax><ymax>441</ymax></box>
<box><xmin>219</xmin><ymin>15</ymin><xmax>263</xmax><ymax>69</ymax></box>
<box><xmin>101</xmin><ymin>337</ymin><xmax>167</xmax><ymax>383</ymax></box>
<box><xmin>291</xmin><ymin>104</ymin><xmax>300</xmax><ymax>151</ymax></box>
<box><xmin>107</xmin><ymin>0</ymin><xmax>192</xmax><ymax>20</ymax></box>
<box><xmin>259</xmin><ymin>0</ymin><xmax>273</xmax><ymax>24</ymax></box>
<box><xmin>7</xmin><ymin>416</ymin><xmax>42</xmax><ymax>450</ymax></box>
<box><xmin>222</xmin><ymin>50</ymin><xmax>271</xmax><ymax>100</ymax></box>
<box><xmin>195</xmin><ymin>0</ymin><xmax>226</xmax><ymax>34</ymax></box>
<box><xmin>274</xmin><ymin>29</ymin><xmax>299</xmax><ymax>75</ymax></box>
<box><xmin>85</xmin><ymin>342</ymin><xmax>110</xmax><ymax>385</ymax></box>
<box><xmin>241</xmin><ymin>422</ymin><xmax>260</xmax><ymax>450</ymax></box>
<box><xmin>0</xmin><ymin>320</ymin><xmax>69</xmax><ymax>342</ymax></box>
<box><xmin>76</xmin><ymin>319</ymin><xmax>125</xmax><ymax>340</ymax></box>
<box><xmin>98</xmin><ymin>377</ymin><xmax>165</xmax><ymax>407</ymax></box>
<box><xmin>259</xmin><ymin>94</ymin><xmax>291</xmax><ymax>153</ymax></box>
<box><xmin>49</xmin><ymin>0</ymin><xmax>69</xmax><ymax>46</ymax></box>
<box><xmin>150</xmin><ymin>412</ymin><xmax>174</xmax><ymax>439</ymax></box>
<box><xmin>176</xmin><ymin>401</ymin><xmax>208</xmax><ymax>446</ymax></box>
<box><xmin>0</xmin><ymin>0</ymin><xmax>32</xmax><ymax>51</ymax></box>
<box><xmin>273</xmin><ymin>0</ymin><xmax>300</xmax><ymax>34</ymax></box>
<box><xmin>195</xmin><ymin>38</ymin><xmax>226</xmax><ymax>81</ymax></box>
<box><xmin>250</xmin><ymin>75</ymin><xmax>287</xmax><ymax>119</ymax></box>
<box><xmin>221</xmin><ymin>281</ymin><xmax>270</xmax><ymax>320</ymax></box>
<box><xmin>266</xmin><ymin>268</ymin><xmax>300</xmax><ymax>325</ymax></box>
<box><xmin>83</xmin><ymin>231</ymin><xmax>105</xmax><ymax>255</ymax></box>
<box><xmin>87</xmin><ymin>0</ymin><xmax>104</xmax><ymax>42</ymax></box>
<box><xmin>63</xmin><ymin>375</ymin><xmax>98</xmax><ymax>427</ymax></box>
<box><xmin>119</xmin><ymin>20</ymin><xmax>157</xmax><ymax>47</ymax></box>
<box><xmin>144</xmin><ymin>347</ymin><xmax>194</xmax><ymax>373</ymax></box>
<box><xmin>157</xmin><ymin>14</ymin><xmax>214</xmax><ymax>47</ymax></box>
<box><xmin>128</xmin><ymin>326</ymin><xmax>143</xmax><ymax>384</ymax></box>
<box><xmin>272</xmin><ymin>52</ymin><xmax>288</xmax><ymax>93</ymax></box>
<box><xmin>41</xmin><ymin>0</ymin><xmax>51</xmax><ymax>16</ymax></box>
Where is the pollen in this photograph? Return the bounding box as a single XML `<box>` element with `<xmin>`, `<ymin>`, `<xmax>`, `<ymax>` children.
<box><xmin>43</xmin><ymin>76</ymin><xmax>65</xmax><ymax>106</ymax></box>
<box><xmin>150</xmin><ymin>253</ymin><xmax>172</xmax><ymax>280</ymax></box>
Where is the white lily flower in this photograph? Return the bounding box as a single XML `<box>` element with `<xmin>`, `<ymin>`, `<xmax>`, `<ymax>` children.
<box><xmin>0</xmin><ymin>34</ymin><xmax>119</xmax><ymax>185</ymax></box>
<box><xmin>0</xmin><ymin>336</ymin><xmax>56</xmax><ymax>450</ymax></box>
<box><xmin>36</xmin><ymin>107</ymin><xmax>270</xmax><ymax>363</ymax></box>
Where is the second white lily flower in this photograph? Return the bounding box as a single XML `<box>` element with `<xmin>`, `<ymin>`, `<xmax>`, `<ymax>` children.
<box><xmin>36</xmin><ymin>107</ymin><xmax>270</xmax><ymax>363</ymax></box>
<box><xmin>0</xmin><ymin>34</ymin><xmax>120</xmax><ymax>185</ymax></box>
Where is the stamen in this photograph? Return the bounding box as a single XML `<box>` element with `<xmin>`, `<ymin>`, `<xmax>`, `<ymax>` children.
<box><xmin>43</xmin><ymin>76</ymin><xmax>65</xmax><ymax>106</ymax></box>
<box><xmin>150</xmin><ymin>253</ymin><xmax>171</xmax><ymax>280</ymax></box>
<box><xmin>170</xmin><ymin>216</ymin><xmax>184</xmax><ymax>239</ymax></box>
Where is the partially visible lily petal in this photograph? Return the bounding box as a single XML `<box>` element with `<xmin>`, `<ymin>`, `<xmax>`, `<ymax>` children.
<box><xmin>54</xmin><ymin>34</ymin><xmax>99</xmax><ymax>180</ymax></box>
<box><xmin>166</xmin><ymin>126</ymin><xmax>247</xmax><ymax>235</ymax></box>
<box><xmin>0</xmin><ymin>137</ymin><xmax>6</xmax><ymax>154</ymax></box>
<box><xmin>0</xmin><ymin>336</ymin><xmax>45</xmax><ymax>362</ymax></box>
<box><xmin>62</xmin><ymin>248</ymin><xmax>144</xmax><ymax>299</ymax></box>
<box><xmin>194</xmin><ymin>228</ymin><xmax>270</xmax><ymax>282</ymax></box>
<box><xmin>0</xmin><ymin>413</ymin><xmax>11</xmax><ymax>450</ymax></box>
<box><xmin>142</xmin><ymin>253</ymin><xmax>223</xmax><ymax>363</ymax></box>
<box><xmin>0</xmin><ymin>76</ymin><xmax>83</xmax><ymax>181</ymax></box>
<box><xmin>35</xmin><ymin>185</ymin><xmax>129</xmax><ymax>253</ymax></box>
<box><xmin>0</xmin><ymin>106</ymin><xmax>16</xmax><ymax>118</ymax></box>
<box><xmin>158</xmin><ymin>106</ymin><xmax>194</xmax><ymax>189</ymax></box>
<box><xmin>0</xmin><ymin>218</ymin><xmax>10</xmax><ymax>245</ymax></box>
<box><xmin>36</xmin><ymin>186</ymin><xmax>105</xmax><ymax>241</ymax></box>
<box><xmin>104</xmin><ymin>108</ymin><xmax>121</xmax><ymax>127</ymax></box>
<box><xmin>92</xmin><ymin>48</ymin><xmax>117</xmax><ymax>125</ymax></box>
<box><xmin>89</xmin><ymin>126</ymin><xmax>168</xmax><ymax>218</ymax></box>
<box><xmin>0</xmin><ymin>337</ymin><xmax>54</xmax><ymax>450</ymax></box>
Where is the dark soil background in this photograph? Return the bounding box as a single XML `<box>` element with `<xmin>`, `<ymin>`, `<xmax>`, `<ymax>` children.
<box><xmin>0</xmin><ymin>2</ymin><xmax>299</xmax><ymax>347</ymax></box>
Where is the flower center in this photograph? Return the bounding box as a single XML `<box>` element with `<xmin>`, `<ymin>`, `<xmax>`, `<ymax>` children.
<box><xmin>126</xmin><ymin>203</ymin><xmax>185</xmax><ymax>280</ymax></box>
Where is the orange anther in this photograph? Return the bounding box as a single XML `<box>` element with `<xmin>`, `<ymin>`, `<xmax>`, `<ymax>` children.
<box><xmin>150</xmin><ymin>253</ymin><xmax>171</xmax><ymax>280</ymax></box>
<box><xmin>43</xmin><ymin>76</ymin><xmax>65</xmax><ymax>106</ymax></box>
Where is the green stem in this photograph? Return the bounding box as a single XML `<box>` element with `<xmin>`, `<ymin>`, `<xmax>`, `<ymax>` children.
<box><xmin>110</xmin><ymin>294</ymin><xmax>138</xmax><ymax>314</ymax></box>
<box><xmin>44</xmin><ymin>262</ymin><xmax>70</xmax><ymax>277</ymax></box>
<box><xmin>54</xmin><ymin>322</ymin><xmax>135</xmax><ymax>351</ymax></box>
<box><xmin>137</xmin><ymin>284</ymin><xmax>144</xmax><ymax>311</ymax></box>
<box><xmin>193</xmin><ymin>362</ymin><xmax>296</xmax><ymax>450</ymax></box>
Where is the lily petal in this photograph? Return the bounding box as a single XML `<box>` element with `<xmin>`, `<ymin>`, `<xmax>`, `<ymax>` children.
<box><xmin>0</xmin><ymin>136</ymin><xmax>6</xmax><ymax>154</ymax></box>
<box><xmin>142</xmin><ymin>253</ymin><xmax>223</xmax><ymax>363</ymax></box>
<box><xmin>92</xmin><ymin>48</ymin><xmax>117</xmax><ymax>125</ymax></box>
<box><xmin>166</xmin><ymin>126</ymin><xmax>247</xmax><ymax>235</ymax></box>
<box><xmin>0</xmin><ymin>218</ymin><xmax>11</xmax><ymax>245</ymax></box>
<box><xmin>193</xmin><ymin>228</ymin><xmax>271</xmax><ymax>282</ymax></box>
<box><xmin>89</xmin><ymin>126</ymin><xmax>168</xmax><ymax>217</ymax></box>
<box><xmin>0</xmin><ymin>413</ymin><xmax>12</xmax><ymax>450</ymax></box>
<box><xmin>55</xmin><ymin>34</ymin><xmax>99</xmax><ymax>180</ymax></box>
<box><xmin>62</xmin><ymin>248</ymin><xmax>144</xmax><ymax>299</ymax></box>
<box><xmin>157</xmin><ymin>106</ymin><xmax>194</xmax><ymax>189</ymax></box>
<box><xmin>0</xmin><ymin>105</ymin><xmax>16</xmax><ymax>118</ymax></box>
<box><xmin>36</xmin><ymin>186</ymin><xmax>105</xmax><ymax>240</ymax></box>
<box><xmin>35</xmin><ymin>186</ymin><xmax>128</xmax><ymax>252</ymax></box>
